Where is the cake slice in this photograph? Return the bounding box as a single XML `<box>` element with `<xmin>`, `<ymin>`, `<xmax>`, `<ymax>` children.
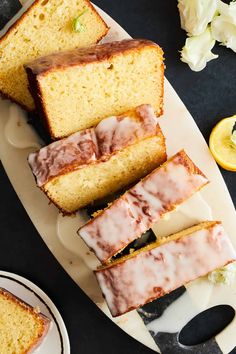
<box><xmin>95</xmin><ymin>221</ymin><xmax>236</xmax><ymax>317</ymax></box>
<box><xmin>0</xmin><ymin>287</ymin><xmax>51</xmax><ymax>353</ymax></box>
<box><xmin>25</xmin><ymin>39</ymin><xmax>164</xmax><ymax>139</ymax></box>
<box><xmin>78</xmin><ymin>150</ymin><xmax>209</xmax><ymax>264</ymax></box>
<box><xmin>28</xmin><ymin>104</ymin><xmax>166</xmax><ymax>214</ymax></box>
<box><xmin>0</xmin><ymin>0</ymin><xmax>108</xmax><ymax>111</ymax></box>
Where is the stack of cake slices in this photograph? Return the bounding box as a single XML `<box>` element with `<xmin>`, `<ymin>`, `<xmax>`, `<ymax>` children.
<box><xmin>1</xmin><ymin>0</ymin><xmax>235</xmax><ymax>319</ymax></box>
<box><xmin>77</xmin><ymin>151</ymin><xmax>236</xmax><ymax>316</ymax></box>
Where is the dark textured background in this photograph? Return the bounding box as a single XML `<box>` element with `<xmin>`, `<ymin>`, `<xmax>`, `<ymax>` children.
<box><xmin>0</xmin><ymin>0</ymin><xmax>235</xmax><ymax>353</ymax></box>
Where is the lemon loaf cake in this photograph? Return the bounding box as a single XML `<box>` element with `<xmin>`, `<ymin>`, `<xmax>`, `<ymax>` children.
<box><xmin>25</xmin><ymin>39</ymin><xmax>164</xmax><ymax>139</ymax></box>
<box><xmin>0</xmin><ymin>0</ymin><xmax>108</xmax><ymax>111</ymax></box>
<box><xmin>95</xmin><ymin>221</ymin><xmax>236</xmax><ymax>317</ymax></box>
<box><xmin>0</xmin><ymin>287</ymin><xmax>51</xmax><ymax>353</ymax></box>
<box><xmin>28</xmin><ymin>104</ymin><xmax>166</xmax><ymax>214</ymax></box>
<box><xmin>78</xmin><ymin>150</ymin><xmax>209</xmax><ymax>264</ymax></box>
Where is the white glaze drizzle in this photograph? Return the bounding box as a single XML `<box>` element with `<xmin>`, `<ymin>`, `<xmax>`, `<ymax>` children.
<box><xmin>4</xmin><ymin>105</ymin><xmax>42</xmax><ymax>149</ymax></box>
<box><xmin>28</xmin><ymin>104</ymin><xmax>158</xmax><ymax>187</ymax></box>
<box><xmin>57</xmin><ymin>211</ymin><xmax>100</xmax><ymax>270</ymax></box>
<box><xmin>146</xmin><ymin>278</ymin><xmax>214</xmax><ymax>334</ymax></box>
<box><xmin>79</xmin><ymin>151</ymin><xmax>208</xmax><ymax>263</ymax></box>
<box><xmin>151</xmin><ymin>193</ymin><xmax>213</xmax><ymax>238</ymax></box>
<box><xmin>96</xmin><ymin>223</ymin><xmax>236</xmax><ymax>317</ymax></box>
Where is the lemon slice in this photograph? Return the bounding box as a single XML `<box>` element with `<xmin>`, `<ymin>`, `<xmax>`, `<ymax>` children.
<box><xmin>209</xmin><ymin>116</ymin><xmax>236</xmax><ymax>172</ymax></box>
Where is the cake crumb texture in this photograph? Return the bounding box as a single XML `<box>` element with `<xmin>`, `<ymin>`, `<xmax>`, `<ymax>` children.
<box><xmin>44</xmin><ymin>131</ymin><xmax>166</xmax><ymax>213</ymax></box>
<box><xmin>25</xmin><ymin>39</ymin><xmax>164</xmax><ymax>138</ymax></box>
<box><xmin>0</xmin><ymin>0</ymin><xmax>108</xmax><ymax>110</ymax></box>
<box><xmin>0</xmin><ymin>287</ymin><xmax>50</xmax><ymax>354</ymax></box>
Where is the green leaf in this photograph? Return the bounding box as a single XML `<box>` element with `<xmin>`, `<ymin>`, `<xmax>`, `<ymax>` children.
<box><xmin>72</xmin><ymin>9</ymin><xmax>88</xmax><ymax>33</ymax></box>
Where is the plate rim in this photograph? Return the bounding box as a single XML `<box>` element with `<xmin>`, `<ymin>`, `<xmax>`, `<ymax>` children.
<box><xmin>0</xmin><ymin>270</ymin><xmax>70</xmax><ymax>354</ymax></box>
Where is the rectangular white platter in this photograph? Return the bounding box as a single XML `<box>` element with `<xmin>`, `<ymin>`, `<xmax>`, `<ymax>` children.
<box><xmin>0</xmin><ymin>1</ymin><xmax>236</xmax><ymax>353</ymax></box>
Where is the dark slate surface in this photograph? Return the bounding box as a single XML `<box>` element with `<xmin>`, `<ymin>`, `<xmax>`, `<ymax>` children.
<box><xmin>0</xmin><ymin>0</ymin><xmax>236</xmax><ymax>353</ymax></box>
<box><xmin>0</xmin><ymin>0</ymin><xmax>21</xmax><ymax>28</ymax></box>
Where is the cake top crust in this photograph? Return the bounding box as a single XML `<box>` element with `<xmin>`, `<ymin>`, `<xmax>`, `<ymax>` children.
<box><xmin>25</xmin><ymin>39</ymin><xmax>162</xmax><ymax>76</ymax></box>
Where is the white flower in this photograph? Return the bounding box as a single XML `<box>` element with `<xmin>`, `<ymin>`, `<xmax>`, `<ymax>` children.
<box><xmin>208</xmin><ymin>263</ymin><xmax>236</xmax><ymax>285</ymax></box>
<box><xmin>211</xmin><ymin>1</ymin><xmax>236</xmax><ymax>53</ymax></box>
<box><xmin>178</xmin><ymin>0</ymin><xmax>218</xmax><ymax>36</ymax></box>
<box><xmin>217</xmin><ymin>0</ymin><xmax>236</xmax><ymax>26</ymax></box>
<box><xmin>180</xmin><ymin>27</ymin><xmax>218</xmax><ymax>71</ymax></box>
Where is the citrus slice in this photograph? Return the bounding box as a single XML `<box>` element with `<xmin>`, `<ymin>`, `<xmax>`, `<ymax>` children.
<box><xmin>209</xmin><ymin>116</ymin><xmax>236</xmax><ymax>172</ymax></box>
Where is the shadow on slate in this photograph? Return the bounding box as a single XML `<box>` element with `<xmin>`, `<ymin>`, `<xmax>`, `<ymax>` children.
<box><xmin>0</xmin><ymin>0</ymin><xmax>21</xmax><ymax>30</ymax></box>
<box><xmin>27</xmin><ymin>111</ymin><xmax>52</xmax><ymax>146</ymax></box>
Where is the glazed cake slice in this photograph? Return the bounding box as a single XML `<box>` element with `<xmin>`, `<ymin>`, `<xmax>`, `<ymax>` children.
<box><xmin>95</xmin><ymin>221</ymin><xmax>236</xmax><ymax>317</ymax></box>
<box><xmin>25</xmin><ymin>39</ymin><xmax>164</xmax><ymax>139</ymax></box>
<box><xmin>28</xmin><ymin>104</ymin><xmax>166</xmax><ymax>214</ymax></box>
<box><xmin>78</xmin><ymin>150</ymin><xmax>209</xmax><ymax>264</ymax></box>
<box><xmin>0</xmin><ymin>0</ymin><xmax>108</xmax><ymax>111</ymax></box>
<box><xmin>0</xmin><ymin>287</ymin><xmax>51</xmax><ymax>353</ymax></box>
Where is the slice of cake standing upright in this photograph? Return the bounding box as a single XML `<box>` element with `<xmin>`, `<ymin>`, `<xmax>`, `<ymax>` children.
<box><xmin>25</xmin><ymin>39</ymin><xmax>164</xmax><ymax>139</ymax></box>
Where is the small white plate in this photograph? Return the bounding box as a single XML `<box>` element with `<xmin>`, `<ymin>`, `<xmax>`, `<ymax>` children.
<box><xmin>0</xmin><ymin>270</ymin><xmax>70</xmax><ymax>354</ymax></box>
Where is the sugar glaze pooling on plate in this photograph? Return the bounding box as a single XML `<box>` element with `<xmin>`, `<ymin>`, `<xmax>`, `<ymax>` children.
<box><xmin>5</xmin><ymin>105</ymin><xmax>42</xmax><ymax>149</ymax></box>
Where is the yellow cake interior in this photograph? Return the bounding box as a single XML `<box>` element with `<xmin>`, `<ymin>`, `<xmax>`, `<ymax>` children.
<box><xmin>0</xmin><ymin>0</ymin><xmax>108</xmax><ymax>110</ymax></box>
<box><xmin>43</xmin><ymin>133</ymin><xmax>166</xmax><ymax>213</ymax></box>
<box><xmin>0</xmin><ymin>290</ymin><xmax>47</xmax><ymax>354</ymax></box>
<box><xmin>38</xmin><ymin>45</ymin><xmax>164</xmax><ymax>138</ymax></box>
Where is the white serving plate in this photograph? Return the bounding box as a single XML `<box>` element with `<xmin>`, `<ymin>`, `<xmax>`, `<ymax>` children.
<box><xmin>0</xmin><ymin>271</ymin><xmax>70</xmax><ymax>354</ymax></box>
<box><xmin>0</xmin><ymin>1</ymin><xmax>236</xmax><ymax>353</ymax></box>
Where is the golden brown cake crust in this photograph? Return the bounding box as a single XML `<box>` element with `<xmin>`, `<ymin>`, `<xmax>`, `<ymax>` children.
<box><xmin>25</xmin><ymin>39</ymin><xmax>164</xmax><ymax>138</ymax></box>
<box><xmin>0</xmin><ymin>287</ymin><xmax>51</xmax><ymax>353</ymax></box>
<box><xmin>0</xmin><ymin>0</ymin><xmax>108</xmax><ymax>49</ymax></box>
<box><xmin>25</xmin><ymin>39</ymin><xmax>162</xmax><ymax>76</ymax></box>
<box><xmin>0</xmin><ymin>0</ymin><xmax>109</xmax><ymax>111</ymax></box>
